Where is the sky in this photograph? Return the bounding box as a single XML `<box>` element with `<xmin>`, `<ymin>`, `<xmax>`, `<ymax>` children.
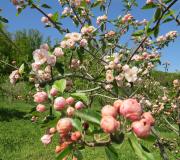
<box><xmin>0</xmin><ymin>0</ymin><xmax>180</xmax><ymax>72</ymax></box>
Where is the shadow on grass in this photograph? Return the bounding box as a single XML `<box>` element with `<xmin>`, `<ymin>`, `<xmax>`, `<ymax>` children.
<box><xmin>0</xmin><ymin>108</ymin><xmax>26</xmax><ymax>121</ymax></box>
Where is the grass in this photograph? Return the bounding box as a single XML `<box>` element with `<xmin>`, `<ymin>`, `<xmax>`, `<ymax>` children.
<box><xmin>0</xmin><ymin>97</ymin><xmax>179</xmax><ymax>160</ymax></box>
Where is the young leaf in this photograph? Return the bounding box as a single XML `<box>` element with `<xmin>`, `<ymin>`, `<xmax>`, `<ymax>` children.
<box><xmin>71</xmin><ymin>118</ymin><xmax>83</xmax><ymax>131</ymax></box>
<box><xmin>154</xmin><ymin>8</ymin><xmax>162</xmax><ymax>22</ymax></box>
<box><xmin>132</xmin><ymin>30</ymin><xmax>144</xmax><ymax>36</ymax></box>
<box><xmin>71</xmin><ymin>92</ymin><xmax>89</xmax><ymax>104</ymax></box>
<box><xmin>142</xmin><ymin>3</ymin><xmax>157</xmax><ymax>10</ymax></box>
<box><xmin>105</xmin><ymin>145</ymin><xmax>118</xmax><ymax>160</ymax></box>
<box><xmin>41</xmin><ymin>4</ymin><xmax>51</xmax><ymax>9</ymax></box>
<box><xmin>128</xmin><ymin>133</ymin><xmax>155</xmax><ymax>160</ymax></box>
<box><xmin>74</xmin><ymin>110</ymin><xmax>100</xmax><ymax>125</ymax></box>
<box><xmin>53</xmin><ymin>79</ymin><xmax>66</xmax><ymax>93</ymax></box>
<box><xmin>56</xmin><ymin>145</ymin><xmax>72</xmax><ymax>160</ymax></box>
<box><xmin>73</xmin><ymin>150</ymin><xmax>83</xmax><ymax>160</ymax></box>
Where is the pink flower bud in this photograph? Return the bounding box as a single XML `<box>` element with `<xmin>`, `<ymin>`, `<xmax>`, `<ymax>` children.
<box><xmin>66</xmin><ymin>97</ymin><xmax>75</xmax><ymax>105</ymax></box>
<box><xmin>49</xmin><ymin>127</ymin><xmax>57</xmax><ymax>134</ymax></box>
<box><xmin>41</xmin><ymin>16</ymin><xmax>49</xmax><ymax>23</ymax></box>
<box><xmin>40</xmin><ymin>43</ymin><xmax>49</xmax><ymax>51</ymax></box>
<box><xmin>141</xmin><ymin>112</ymin><xmax>155</xmax><ymax>126</ymax></box>
<box><xmin>120</xmin><ymin>99</ymin><xmax>142</xmax><ymax>121</ymax></box>
<box><xmin>113</xmin><ymin>99</ymin><xmax>123</xmax><ymax>112</ymax></box>
<box><xmin>132</xmin><ymin>119</ymin><xmax>151</xmax><ymax>138</ymax></box>
<box><xmin>41</xmin><ymin>134</ymin><xmax>52</xmax><ymax>145</ymax></box>
<box><xmin>47</xmin><ymin>55</ymin><xmax>56</xmax><ymax>66</ymax></box>
<box><xmin>101</xmin><ymin>105</ymin><xmax>117</xmax><ymax>118</ymax></box>
<box><xmin>66</xmin><ymin>106</ymin><xmax>75</xmax><ymax>117</ymax></box>
<box><xmin>56</xmin><ymin>118</ymin><xmax>73</xmax><ymax>135</ymax></box>
<box><xmin>50</xmin><ymin>87</ymin><xmax>58</xmax><ymax>97</ymax></box>
<box><xmin>80</xmin><ymin>39</ymin><xmax>88</xmax><ymax>47</ymax></box>
<box><xmin>31</xmin><ymin>63</ymin><xmax>40</xmax><ymax>72</ymax></box>
<box><xmin>48</xmin><ymin>13</ymin><xmax>53</xmax><ymax>18</ymax></box>
<box><xmin>33</xmin><ymin>91</ymin><xmax>48</xmax><ymax>103</ymax></box>
<box><xmin>54</xmin><ymin>97</ymin><xmax>66</xmax><ymax>111</ymax></box>
<box><xmin>12</xmin><ymin>0</ymin><xmax>18</xmax><ymax>5</ymax></box>
<box><xmin>53</xmin><ymin>47</ymin><xmax>64</xmax><ymax>57</ymax></box>
<box><xmin>74</xmin><ymin>101</ymin><xmax>85</xmax><ymax>110</ymax></box>
<box><xmin>100</xmin><ymin>116</ymin><xmax>120</xmax><ymax>133</ymax></box>
<box><xmin>36</xmin><ymin>104</ymin><xmax>46</xmax><ymax>112</ymax></box>
<box><xmin>71</xmin><ymin>131</ymin><xmax>81</xmax><ymax>141</ymax></box>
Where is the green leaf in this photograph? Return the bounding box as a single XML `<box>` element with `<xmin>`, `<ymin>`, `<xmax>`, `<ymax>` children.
<box><xmin>162</xmin><ymin>18</ymin><xmax>173</xmax><ymax>24</ymax></box>
<box><xmin>0</xmin><ymin>16</ymin><xmax>8</xmax><ymax>23</ymax></box>
<box><xmin>18</xmin><ymin>63</ymin><xmax>24</xmax><ymax>74</ymax></box>
<box><xmin>52</xmin><ymin>12</ymin><xmax>59</xmax><ymax>22</ymax></box>
<box><xmin>132</xmin><ymin>30</ymin><xmax>144</xmax><ymax>36</ymax></box>
<box><xmin>55</xmin><ymin>62</ymin><xmax>64</xmax><ymax>75</ymax></box>
<box><xmin>56</xmin><ymin>145</ymin><xmax>72</xmax><ymax>160</ymax></box>
<box><xmin>71</xmin><ymin>92</ymin><xmax>89</xmax><ymax>104</ymax></box>
<box><xmin>105</xmin><ymin>145</ymin><xmax>118</xmax><ymax>160</ymax></box>
<box><xmin>128</xmin><ymin>133</ymin><xmax>155</xmax><ymax>160</ymax></box>
<box><xmin>53</xmin><ymin>79</ymin><xmax>66</xmax><ymax>93</ymax></box>
<box><xmin>154</xmin><ymin>25</ymin><xmax>159</xmax><ymax>37</ymax></box>
<box><xmin>71</xmin><ymin>118</ymin><xmax>82</xmax><ymax>131</ymax></box>
<box><xmin>41</xmin><ymin>4</ymin><xmax>51</xmax><ymax>9</ymax></box>
<box><xmin>164</xmin><ymin>0</ymin><xmax>172</xmax><ymax>4</ymax></box>
<box><xmin>73</xmin><ymin>150</ymin><xmax>83</xmax><ymax>160</ymax></box>
<box><xmin>142</xmin><ymin>3</ymin><xmax>157</xmax><ymax>10</ymax></box>
<box><xmin>74</xmin><ymin>110</ymin><xmax>100</xmax><ymax>125</ymax></box>
<box><xmin>154</xmin><ymin>8</ymin><xmax>162</xmax><ymax>22</ymax></box>
<box><xmin>143</xmin><ymin>135</ymin><xmax>156</xmax><ymax>143</ymax></box>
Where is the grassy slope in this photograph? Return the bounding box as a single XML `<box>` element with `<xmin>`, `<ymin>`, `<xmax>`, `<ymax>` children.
<box><xmin>0</xmin><ymin>98</ymin><xmax>179</xmax><ymax>160</ymax></box>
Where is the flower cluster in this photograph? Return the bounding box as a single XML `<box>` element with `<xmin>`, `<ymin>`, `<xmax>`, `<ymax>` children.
<box><xmin>30</xmin><ymin>44</ymin><xmax>64</xmax><ymax>82</ymax></box>
<box><xmin>122</xmin><ymin>13</ymin><xmax>133</xmax><ymax>23</ymax></box>
<box><xmin>41</xmin><ymin>13</ymin><xmax>53</xmax><ymax>25</ymax></box>
<box><xmin>81</xmin><ymin>25</ymin><xmax>96</xmax><ymax>36</ymax></box>
<box><xmin>100</xmin><ymin>99</ymin><xmax>155</xmax><ymax>138</ymax></box>
<box><xmin>96</xmin><ymin>15</ymin><xmax>108</xmax><ymax>25</ymax></box>
<box><xmin>9</xmin><ymin>70</ymin><xmax>20</xmax><ymax>84</ymax></box>
<box><xmin>156</xmin><ymin>31</ymin><xmax>178</xmax><ymax>47</ymax></box>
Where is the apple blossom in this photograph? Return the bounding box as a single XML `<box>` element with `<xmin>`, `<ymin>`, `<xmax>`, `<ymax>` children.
<box><xmin>141</xmin><ymin>112</ymin><xmax>155</xmax><ymax>126</ymax></box>
<box><xmin>101</xmin><ymin>105</ymin><xmax>117</xmax><ymax>118</ymax></box>
<box><xmin>54</xmin><ymin>97</ymin><xmax>66</xmax><ymax>111</ymax></box>
<box><xmin>49</xmin><ymin>127</ymin><xmax>57</xmax><ymax>134</ymax></box>
<box><xmin>75</xmin><ymin>101</ymin><xmax>85</xmax><ymax>110</ymax></box>
<box><xmin>71</xmin><ymin>131</ymin><xmax>81</xmax><ymax>141</ymax></box>
<box><xmin>33</xmin><ymin>49</ymin><xmax>48</xmax><ymax>65</ymax></box>
<box><xmin>41</xmin><ymin>134</ymin><xmax>52</xmax><ymax>145</ymax></box>
<box><xmin>50</xmin><ymin>87</ymin><xmax>58</xmax><ymax>97</ymax></box>
<box><xmin>132</xmin><ymin>119</ymin><xmax>151</xmax><ymax>138</ymax></box>
<box><xmin>56</xmin><ymin>118</ymin><xmax>73</xmax><ymax>135</ymax></box>
<box><xmin>53</xmin><ymin>47</ymin><xmax>64</xmax><ymax>57</ymax></box>
<box><xmin>33</xmin><ymin>91</ymin><xmax>48</xmax><ymax>103</ymax></box>
<box><xmin>66</xmin><ymin>97</ymin><xmax>75</xmax><ymax>105</ymax></box>
<box><xmin>66</xmin><ymin>106</ymin><xmax>75</xmax><ymax>117</ymax></box>
<box><xmin>120</xmin><ymin>99</ymin><xmax>142</xmax><ymax>121</ymax></box>
<box><xmin>36</xmin><ymin>104</ymin><xmax>46</xmax><ymax>112</ymax></box>
<box><xmin>100</xmin><ymin>116</ymin><xmax>120</xmax><ymax>133</ymax></box>
<box><xmin>113</xmin><ymin>99</ymin><xmax>123</xmax><ymax>112</ymax></box>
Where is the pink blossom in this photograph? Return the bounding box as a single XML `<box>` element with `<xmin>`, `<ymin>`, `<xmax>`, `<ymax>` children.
<box><xmin>54</xmin><ymin>97</ymin><xmax>66</xmax><ymax>111</ymax></box>
<box><xmin>36</xmin><ymin>104</ymin><xmax>46</xmax><ymax>112</ymax></box>
<box><xmin>53</xmin><ymin>47</ymin><xmax>64</xmax><ymax>57</ymax></box>
<box><xmin>100</xmin><ymin>116</ymin><xmax>120</xmax><ymax>133</ymax></box>
<box><xmin>56</xmin><ymin>118</ymin><xmax>73</xmax><ymax>135</ymax></box>
<box><xmin>101</xmin><ymin>105</ymin><xmax>117</xmax><ymax>118</ymax></box>
<box><xmin>50</xmin><ymin>87</ymin><xmax>58</xmax><ymax>97</ymax></box>
<box><xmin>33</xmin><ymin>91</ymin><xmax>48</xmax><ymax>103</ymax></box>
<box><xmin>120</xmin><ymin>99</ymin><xmax>142</xmax><ymax>121</ymax></box>
<box><xmin>74</xmin><ymin>101</ymin><xmax>85</xmax><ymax>110</ymax></box>
<box><xmin>132</xmin><ymin>119</ymin><xmax>151</xmax><ymax>138</ymax></box>
<box><xmin>41</xmin><ymin>134</ymin><xmax>52</xmax><ymax>145</ymax></box>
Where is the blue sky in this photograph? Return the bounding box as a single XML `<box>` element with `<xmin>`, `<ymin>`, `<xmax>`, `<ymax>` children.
<box><xmin>0</xmin><ymin>0</ymin><xmax>179</xmax><ymax>72</ymax></box>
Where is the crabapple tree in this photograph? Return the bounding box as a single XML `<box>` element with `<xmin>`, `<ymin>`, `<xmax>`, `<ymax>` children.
<box><xmin>4</xmin><ymin>0</ymin><xmax>180</xmax><ymax>159</ymax></box>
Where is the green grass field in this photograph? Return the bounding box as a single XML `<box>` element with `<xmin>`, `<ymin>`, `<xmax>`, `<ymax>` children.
<box><xmin>0</xmin><ymin>97</ymin><xmax>179</xmax><ymax>160</ymax></box>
